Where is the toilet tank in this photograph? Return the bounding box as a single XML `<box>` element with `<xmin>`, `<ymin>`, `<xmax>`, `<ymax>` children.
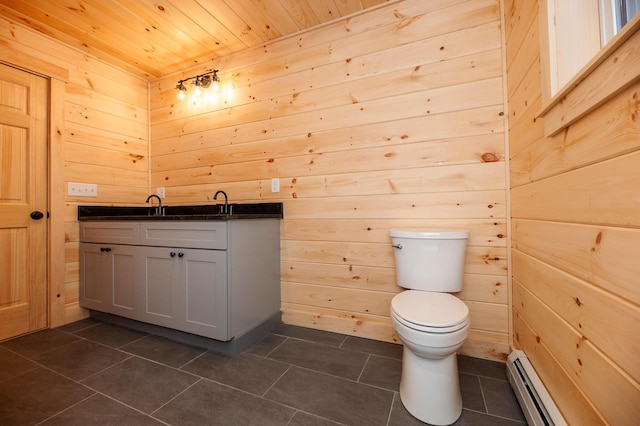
<box><xmin>390</xmin><ymin>230</ymin><xmax>469</xmax><ymax>292</ymax></box>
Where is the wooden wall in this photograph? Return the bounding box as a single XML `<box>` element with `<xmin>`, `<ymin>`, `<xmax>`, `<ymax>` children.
<box><xmin>0</xmin><ymin>16</ymin><xmax>149</xmax><ymax>326</ymax></box>
<box><xmin>150</xmin><ymin>0</ymin><xmax>509</xmax><ymax>360</ymax></box>
<box><xmin>505</xmin><ymin>0</ymin><xmax>640</xmax><ymax>423</ymax></box>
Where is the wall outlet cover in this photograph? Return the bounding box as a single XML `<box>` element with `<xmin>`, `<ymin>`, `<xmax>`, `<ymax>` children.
<box><xmin>68</xmin><ymin>182</ymin><xmax>97</xmax><ymax>197</ymax></box>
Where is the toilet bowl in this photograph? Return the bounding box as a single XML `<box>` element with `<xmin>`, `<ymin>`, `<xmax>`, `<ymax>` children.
<box><xmin>390</xmin><ymin>230</ymin><xmax>470</xmax><ymax>425</ymax></box>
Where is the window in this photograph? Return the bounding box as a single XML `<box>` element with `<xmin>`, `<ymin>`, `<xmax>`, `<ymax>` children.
<box><xmin>539</xmin><ymin>1</ymin><xmax>640</xmax><ymax>136</ymax></box>
<box><xmin>540</xmin><ymin>0</ymin><xmax>640</xmax><ymax>102</ymax></box>
<box><xmin>600</xmin><ymin>0</ymin><xmax>640</xmax><ymax>44</ymax></box>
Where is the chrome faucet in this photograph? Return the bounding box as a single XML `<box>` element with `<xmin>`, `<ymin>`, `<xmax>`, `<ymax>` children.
<box><xmin>213</xmin><ymin>190</ymin><xmax>228</xmax><ymax>214</ymax></box>
<box><xmin>145</xmin><ymin>194</ymin><xmax>163</xmax><ymax>215</ymax></box>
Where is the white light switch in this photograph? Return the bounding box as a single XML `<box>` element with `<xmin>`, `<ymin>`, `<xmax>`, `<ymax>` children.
<box><xmin>68</xmin><ymin>182</ymin><xmax>97</xmax><ymax>197</ymax></box>
<box><xmin>156</xmin><ymin>187</ymin><xmax>166</xmax><ymax>198</ymax></box>
<box><xmin>271</xmin><ymin>178</ymin><xmax>280</xmax><ymax>193</ymax></box>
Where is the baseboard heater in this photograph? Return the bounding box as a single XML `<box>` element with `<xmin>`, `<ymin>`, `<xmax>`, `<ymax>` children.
<box><xmin>506</xmin><ymin>350</ymin><xmax>567</xmax><ymax>426</ymax></box>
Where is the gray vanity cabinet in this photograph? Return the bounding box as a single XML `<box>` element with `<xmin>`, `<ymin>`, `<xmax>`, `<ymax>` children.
<box><xmin>79</xmin><ymin>218</ymin><xmax>280</xmax><ymax>343</ymax></box>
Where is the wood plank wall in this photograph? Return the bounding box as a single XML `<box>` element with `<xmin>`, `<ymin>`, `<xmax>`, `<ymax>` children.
<box><xmin>150</xmin><ymin>0</ymin><xmax>509</xmax><ymax>360</ymax></box>
<box><xmin>504</xmin><ymin>0</ymin><xmax>640</xmax><ymax>423</ymax></box>
<box><xmin>0</xmin><ymin>16</ymin><xmax>149</xmax><ymax>325</ymax></box>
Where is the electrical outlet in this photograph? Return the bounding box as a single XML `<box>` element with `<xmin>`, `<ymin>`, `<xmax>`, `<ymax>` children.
<box><xmin>271</xmin><ymin>178</ymin><xmax>280</xmax><ymax>193</ymax></box>
<box><xmin>68</xmin><ymin>182</ymin><xmax>97</xmax><ymax>197</ymax></box>
<box><xmin>156</xmin><ymin>187</ymin><xmax>166</xmax><ymax>198</ymax></box>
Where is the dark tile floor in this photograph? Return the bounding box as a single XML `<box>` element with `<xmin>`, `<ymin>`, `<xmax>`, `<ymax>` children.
<box><xmin>0</xmin><ymin>319</ymin><xmax>526</xmax><ymax>425</ymax></box>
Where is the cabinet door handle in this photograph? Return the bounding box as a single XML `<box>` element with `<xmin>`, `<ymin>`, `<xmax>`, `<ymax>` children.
<box><xmin>170</xmin><ymin>252</ymin><xmax>176</xmax><ymax>257</ymax></box>
<box><xmin>178</xmin><ymin>252</ymin><xmax>184</xmax><ymax>258</ymax></box>
<box><xmin>100</xmin><ymin>247</ymin><xmax>112</xmax><ymax>252</ymax></box>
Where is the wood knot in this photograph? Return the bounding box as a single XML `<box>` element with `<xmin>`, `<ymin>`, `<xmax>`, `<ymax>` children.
<box><xmin>481</xmin><ymin>152</ymin><xmax>499</xmax><ymax>162</ymax></box>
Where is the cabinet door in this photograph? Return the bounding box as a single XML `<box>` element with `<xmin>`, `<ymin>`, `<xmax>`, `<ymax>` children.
<box><xmin>182</xmin><ymin>249</ymin><xmax>228</xmax><ymax>341</ymax></box>
<box><xmin>80</xmin><ymin>243</ymin><xmax>138</xmax><ymax>319</ymax></box>
<box><xmin>138</xmin><ymin>246</ymin><xmax>183</xmax><ymax>329</ymax></box>
<box><xmin>138</xmin><ymin>247</ymin><xmax>229</xmax><ymax>341</ymax></box>
<box><xmin>79</xmin><ymin>243</ymin><xmax>109</xmax><ymax>311</ymax></box>
<box><xmin>108</xmin><ymin>245</ymin><xmax>138</xmax><ymax>319</ymax></box>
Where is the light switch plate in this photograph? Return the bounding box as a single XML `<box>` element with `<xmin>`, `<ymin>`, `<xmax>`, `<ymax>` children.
<box><xmin>156</xmin><ymin>187</ymin><xmax>166</xmax><ymax>198</ymax></box>
<box><xmin>271</xmin><ymin>178</ymin><xmax>280</xmax><ymax>193</ymax></box>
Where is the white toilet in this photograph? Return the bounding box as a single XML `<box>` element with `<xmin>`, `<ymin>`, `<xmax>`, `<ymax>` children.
<box><xmin>390</xmin><ymin>230</ymin><xmax>470</xmax><ymax>425</ymax></box>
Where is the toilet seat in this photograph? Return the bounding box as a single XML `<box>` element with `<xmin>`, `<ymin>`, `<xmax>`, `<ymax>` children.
<box><xmin>391</xmin><ymin>291</ymin><xmax>469</xmax><ymax>333</ymax></box>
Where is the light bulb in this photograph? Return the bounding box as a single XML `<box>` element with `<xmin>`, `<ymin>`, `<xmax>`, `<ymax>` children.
<box><xmin>176</xmin><ymin>81</ymin><xmax>187</xmax><ymax>100</ymax></box>
<box><xmin>194</xmin><ymin>78</ymin><xmax>203</xmax><ymax>97</ymax></box>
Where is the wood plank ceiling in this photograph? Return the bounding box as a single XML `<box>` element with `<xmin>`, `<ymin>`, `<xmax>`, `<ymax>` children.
<box><xmin>0</xmin><ymin>0</ymin><xmax>390</xmax><ymax>79</ymax></box>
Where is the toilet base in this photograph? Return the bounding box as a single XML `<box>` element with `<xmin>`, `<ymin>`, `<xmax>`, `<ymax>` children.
<box><xmin>399</xmin><ymin>346</ymin><xmax>463</xmax><ymax>425</ymax></box>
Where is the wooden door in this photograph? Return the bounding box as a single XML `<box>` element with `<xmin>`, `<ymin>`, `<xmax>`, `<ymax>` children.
<box><xmin>0</xmin><ymin>63</ymin><xmax>48</xmax><ymax>340</ymax></box>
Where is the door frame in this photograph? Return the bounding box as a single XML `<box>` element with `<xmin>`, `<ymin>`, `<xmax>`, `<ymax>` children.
<box><xmin>49</xmin><ymin>78</ymin><xmax>73</xmax><ymax>327</ymax></box>
<box><xmin>1</xmin><ymin>57</ymin><xmax>73</xmax><ymax>328</ymax></box>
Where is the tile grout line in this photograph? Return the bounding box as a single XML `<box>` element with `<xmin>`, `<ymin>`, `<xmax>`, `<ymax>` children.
<box><xmin>385</xmin><ymin>392</ymin><xmax>399</xmax><ymax>426</ymax></box>
<box><xmin>34</xmin><ymin>393</ymin><xmax>96</xmax><ymax>425</ymax></box>
<box><xmin>149</xmin><ymin>377</ymin><xmax>205</xmax><ymax>419</ymax></box>
<box><xmin>260</xmin><ymin>364</ymin><xmax>293</xmax><ymax>398</ymax></box>
<box><xmin>355</xmin><ymin>353</ymin><xmax>371</xmax><ymax>383</ymax></box>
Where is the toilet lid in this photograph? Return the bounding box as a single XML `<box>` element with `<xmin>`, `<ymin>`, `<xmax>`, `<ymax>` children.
<box><xmin>391</xmin><ymin>291</ymin><xmax>469</xmax><ymax>330</ymax></box>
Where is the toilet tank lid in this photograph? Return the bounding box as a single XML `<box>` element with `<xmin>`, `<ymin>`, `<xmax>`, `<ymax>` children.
<box><xmin>390</xmin><ymin>230</ymin><xmax>469</xmax><ymax>239</ymax></box>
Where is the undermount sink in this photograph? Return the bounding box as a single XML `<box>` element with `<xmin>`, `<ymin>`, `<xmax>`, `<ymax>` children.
<box><xmin>78</xmin><ymin>203</ymin><xmax>283</xmax><ymax>221</ymax></box>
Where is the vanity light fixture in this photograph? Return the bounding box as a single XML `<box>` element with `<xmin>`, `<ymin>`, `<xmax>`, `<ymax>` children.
<box><xmin>176</xmin><ymin>69</ymin><xmax>219</xmax><ymax>100</ymax></box>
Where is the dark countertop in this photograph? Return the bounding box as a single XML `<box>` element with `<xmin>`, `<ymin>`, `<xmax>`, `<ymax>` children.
<box><xmin>78</xmin><ymin>203</ymin><xmax>283</xmax><ymax>221</ymax></box>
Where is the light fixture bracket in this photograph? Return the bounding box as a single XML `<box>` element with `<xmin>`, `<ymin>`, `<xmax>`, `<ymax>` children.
<box><xmin>176</xmin><ymin>69</ymin><xmax>220</xmax><ymax>99</ymax></box>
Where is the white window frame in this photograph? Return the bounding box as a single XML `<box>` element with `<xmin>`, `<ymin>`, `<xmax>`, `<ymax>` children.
<box><xmin>539</xmin><ymin>0</ymin><xmax>602</xmax><ymax>104</ymax></box>
<box><xmin>540</xmin><ymin>0</ymin><xmax>640</xmax><ymax>104</ymax></box>
<box><xmin>600</xmin><ymin>0</ymin><xmax>640</xmax><ymax>45</ymax></box>
<box><xmin>538</xmin><ymin>5</ymin><xmax>640</xmax><ymax>136</ymax></box>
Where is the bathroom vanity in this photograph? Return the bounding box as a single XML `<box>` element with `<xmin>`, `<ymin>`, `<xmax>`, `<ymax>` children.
<box><xmin>78</xmin><ymin>203</ymin><xmax>282</xmax><ymax>353</ymax></box>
